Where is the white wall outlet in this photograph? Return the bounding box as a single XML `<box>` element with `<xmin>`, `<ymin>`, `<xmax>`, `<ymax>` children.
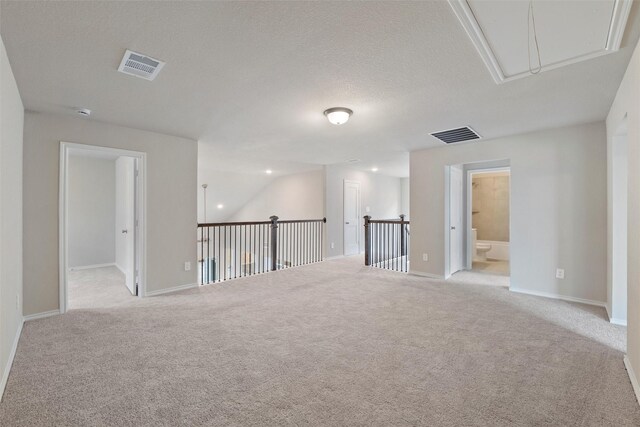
<box><xmin>184</xmin><ymin>261</ymin><xmax>191</xmax><ymax>271</ymax></box>
<box><xmin>331</xmin><ymin>242</ymin><xmax>335</xmax><ymax>249</ymax></box>
<box><xmin>556</xmin><ymin>268</ymin><xmax>565</xmax><ymax>279</ymax></box>
<box><xmin>423</xmin><ymin>253</ymin><xmax>429</xmax><ymax>262</ymax></box>
<box><xmin>365</xmin><ymin>206</ymin><xmax>371</xmax><ymax>213</ymax></box>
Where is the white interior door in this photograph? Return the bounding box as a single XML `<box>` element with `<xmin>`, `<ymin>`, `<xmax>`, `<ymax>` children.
<box><xmin>449</xmin><ymin>166</ymin><xmax>464</xmax><ymax>275</ymax></box>
<box><xmin>343</xmin><ymin>180</ymin><xmax>360</xmax><ymax>256</ymax></box>
<box><xmin>116</xmin><ymin>157</ymin><xmax>136</xmax><ymax>295</ymax></box>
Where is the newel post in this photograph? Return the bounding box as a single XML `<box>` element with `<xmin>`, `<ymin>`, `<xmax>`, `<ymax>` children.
<box><xmin>399</xmin><ymin>214</ymin><xmax>406</xmax><ymax>257</ymax></box>
<box><xmin>270</xmin><ymin>215</ymin><xmax>279</xmax><ymax>271</ymax></box>
<box><xmin>364</xmin><ymin>215</ymin><xmax>371</xmax><ymax>266</ymax></box>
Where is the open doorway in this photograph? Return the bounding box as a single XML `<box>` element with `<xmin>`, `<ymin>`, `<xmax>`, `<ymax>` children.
<box><xmin>59</xmin><ymin>143</ymin><xmax>146</xmax><ymax>312</ymax></box>
<box><xmin>467</xmin><ymin>168</ymin><xmax>510</xmax><ymax>276</ymax></box>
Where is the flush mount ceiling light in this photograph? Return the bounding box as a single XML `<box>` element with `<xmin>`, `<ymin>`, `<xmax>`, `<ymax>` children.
<box><xmin>371</xmin><ymin>167</ymin><xmax>379</xmax><ymax>172</ymax></box>
<box><xmin>265</xmin><ymin>169</ymin><xmax>273</xmax><ymax>174</ymax></box>
<box><xmin>324</xmin><ymin>107</ymin><xmax>353</xmax><ymax>125</ymax></box>
<box><xmin>217</xmin><ymin>204</ymin><xmax>224</xmax><ymax>209</ymax></box>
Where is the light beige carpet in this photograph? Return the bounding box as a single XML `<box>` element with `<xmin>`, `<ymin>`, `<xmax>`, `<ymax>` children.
<box><xmin>68</xmin><ymin>266</ymin><xmax>134</xmax><ymax>309</ymax></box>
<box><xmin>1</xmin><ymin>257</ymin><xmax>638</xmax><ymax>426</ymax></box>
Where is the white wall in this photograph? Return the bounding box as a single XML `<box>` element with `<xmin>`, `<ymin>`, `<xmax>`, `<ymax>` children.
<box><xmin>67</xmin><ymin>156</ymin><xmax>116</xmax><ymax>268</ymax></box>
<box><xmin>228</xmin><ymin>170</ymin><xmax>324</xmax><ymax>222</ymax></box>
<box><xmin>197</xmin><ymin>168</ymin><xmax>277</xmax><ymax>223</ymax></box>
<box><xmin>325</xmin><ymin>164</ymin><xmax>403</xmax><ymax>258</ymax></box>
<box><xmin>0</xmin><ymin>36</ymin><xmax>24</xmax><ymax>398</ymax></box>
<box><xmin>411</xmin><ymin>122</ymin><xmax>607</xmax><ymax>305</ymax></box>
<box><xmin>607</xmin><ymin>36</ymin><xmax>640</xmax><ymax>398</ymax></box>
<box><xmin>23</xmin><ymin>112</ymin><xmax>198</xmax><ymax>316</ymax></box>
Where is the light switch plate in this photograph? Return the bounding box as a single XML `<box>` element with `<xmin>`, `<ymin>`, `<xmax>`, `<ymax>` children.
<box><xmin>423</xmin><ymin>253</ymin><xmax>429</xmax><ymax>262</ymax></box>
<box><xmin>184</xmin><ymin>261</ymin><xmax>191</xmax><ymax>271</ymax></box>
<box><xmin>556</xmin><ymin>268</ymin><xmax>565</xmax><ymax>279</ymax></box>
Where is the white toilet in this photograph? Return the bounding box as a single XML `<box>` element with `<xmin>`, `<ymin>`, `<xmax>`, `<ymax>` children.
<box><xmin>472</xmin><ymin>228</ymin><xmax>492</xmax><ymax>262</ymax></box>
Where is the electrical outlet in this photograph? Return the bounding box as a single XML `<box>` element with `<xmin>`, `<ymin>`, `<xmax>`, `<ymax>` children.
<box><xmin>556</xmin><ymin>268</ymin><xmax>565</xmax><ymax>279</ymax></box>
<box><xmin>423</xmin><ymin>253</ymin><xmax>429</xmax><ymax>262</ymax></box>
<box><xmin>331</xmin><ymin>242</ymin><xmax>335</xmax><ymax>249</ymax></box>
<box><xmin>184</xmin><ymin>261</ymin><xmax>191</xmax><ymax>271</ymax></box>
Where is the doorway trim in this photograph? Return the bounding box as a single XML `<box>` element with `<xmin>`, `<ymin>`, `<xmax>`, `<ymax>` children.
<box><xmin>465</xmin><ymin>166</ymin><xmax>511</xmax><ymax>271</ymax></box>
<box><xmin>59</xmin><ymin>142</ymin><xmax>147</xmax><ymax>313</ymax></box>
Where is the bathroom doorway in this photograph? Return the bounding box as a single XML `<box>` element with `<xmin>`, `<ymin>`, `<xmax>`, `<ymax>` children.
<box><xmin>466</xmin><ymin>167</ymin><xmax>510</xmax><ymax>276</ymax></box>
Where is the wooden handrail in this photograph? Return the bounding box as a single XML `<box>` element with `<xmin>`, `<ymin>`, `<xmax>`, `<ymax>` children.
<box><xmin>368</xmin><ymin>219</ymin><xmax>410</xmax><ymax>224</ymax></box>
<box><xmin>198</xmin><ymin>220</ymin><xmax>270</xmax><ymax>227</ymax></box>
<box><xmin>197</xmin><ymin>218</ymin><xmax>326</xmax><ymax>228</ymax></box>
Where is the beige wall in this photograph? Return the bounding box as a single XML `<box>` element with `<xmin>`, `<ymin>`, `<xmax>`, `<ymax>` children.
<box><xmin>607</xmin><ymin>37</ymin><xmax>640</xmax><ymax>396</ymax></box>
<box><xmin>0</xmin><ymin>36</ymin><xmax>24</xmax><ymax>397</ymax></box>
<box><xmin>228</xmin><ymin>170</ymin><xmax>324</xmax><ymax>222</ymax></box>
<box><xmin>23</xmin><ymin>112</ymin><xmax>198</xmax><ymax>315</ymax></box>
<box><xmin>410</xmin><ymin>122</ymin><xmax>607</xmax><ymax>304</ymax></box>
<box><xmin>472</xmin><ymin>175</ymin><xmax>510</xmax><ymax>242</ymax></box>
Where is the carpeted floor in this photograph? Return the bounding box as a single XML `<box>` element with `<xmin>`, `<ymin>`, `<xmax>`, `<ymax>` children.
<box><xmin>1</xmin><ymin>257</ymin><xmax>638</xmax><ymax>426</ymax></box>
<box><xmin>68</xmin><ymin>266</ymin><xmax>134</xmax><ymax>309</ymax></box>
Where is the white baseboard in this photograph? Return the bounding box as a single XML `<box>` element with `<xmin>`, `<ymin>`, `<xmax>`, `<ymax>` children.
<box><xmin>0</xmin><ymin>319</ymin><xmax>23</xmax><ymax>401</ymax></box>
<box><xmin>605</xmin><ymin>304</ymin><xmax>628</xmax><ymax>326</ymax></box>
<box><xmin>145</xmin><ymin>283</ymin><xmax>198</xmax><ymax>297</ymax></box>
<box><xmin>68</xmin><ymin>262</ymin><xmax>115</xmax><ymax>271</ymax></box>
<box><xmin>409</xmin><ymin>270</ymin><xmax>445</xmax><ymax>280</ymax></box>
<box><xmin>624</xmin><ymin>355</ymin><xmax>640</xmax><ymax>405</ymax></box>
<box><xmin>509</xmin><ymin>287</ymin><xmax>606</xmax><ymax>308</ymax></box>
<box><xmin>610</xmin><ymin>317</ymin><xmax>628</xmax><ymax>326</ymax></box>
<box><xmin>23</xmin><ymin>309</ymin><xmax>61</xmax><ymax>322</ymax></box>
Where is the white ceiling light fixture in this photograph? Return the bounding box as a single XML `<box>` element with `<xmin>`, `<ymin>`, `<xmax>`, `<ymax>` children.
<box><xmin>217</xmin><ymin>204</ymin><xmax>224</xmax><ymax>209</ymax></box>
<box><xmin>265</xmin><ymin>169</ymin><xmax>273</xmax><ymax>174</ymax></box>
<box><xmin>371</xmin><ymin>167</ymin><xmax>379</xmax><ymax>172</ymax></box>
<box><xmin>324</xmin><ymin>107</ymin><xmax>353</xmax><ymax>125</ymax></box>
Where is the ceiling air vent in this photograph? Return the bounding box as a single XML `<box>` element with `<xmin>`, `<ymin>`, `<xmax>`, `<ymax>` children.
<box><xmin>118</xmin><ymin>49</ymin><xmax>165</xmax><ymax>81</ymax></box>
<box><xmin>430</xmin><ymin>126</ymin><xmax>481</xmax><ymax>144</ymax></box>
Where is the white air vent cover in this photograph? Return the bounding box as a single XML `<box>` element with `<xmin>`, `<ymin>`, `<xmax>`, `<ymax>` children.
<box><xmin>118</xmin><ymin>49</ymin><xmax>165</xmax><ymax>81</ymax></box>
<box><xmin>430</xmin><ymin>126</ymin><xmax>481</xmax><ymax>144</ymax></box>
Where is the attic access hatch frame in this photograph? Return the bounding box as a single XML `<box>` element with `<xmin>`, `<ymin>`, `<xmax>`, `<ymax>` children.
<box><xmin>448</xmin><ymin>0</ymin><xmax>633</xmax><ymax>84</ymax></box>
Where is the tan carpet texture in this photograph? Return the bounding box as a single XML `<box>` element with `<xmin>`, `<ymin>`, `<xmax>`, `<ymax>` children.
<box><xmin>1</xmin><ymin>257</ymin><xmax>639</xmax><ymax>426</ymax></box>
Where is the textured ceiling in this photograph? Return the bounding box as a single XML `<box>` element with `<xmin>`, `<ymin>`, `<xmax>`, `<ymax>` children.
<box><xmin>1</xmin><ymin>1</ymin><xmax>639</xmax><ymax>178</ymax></box>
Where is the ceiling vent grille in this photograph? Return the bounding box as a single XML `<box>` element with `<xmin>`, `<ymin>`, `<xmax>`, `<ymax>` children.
<box><xmin>118</xmin><ymin>49</ymin><xmax>165</xmax><ymax>81</ymax></box>
<box><xmin>430</xmin><ymin>126</ymin><xmax>481</xmax><ymax>144</ymax></box>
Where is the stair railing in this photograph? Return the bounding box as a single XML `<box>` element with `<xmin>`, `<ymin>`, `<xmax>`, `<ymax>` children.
<box><xmin>197</xmin><ymin>216</ymin><xmax>326</xmax><ymax>284</ymax></box>
<box><xmin>364</xmin><ymin>214</ymin><xmax>410</xmax><ymax>273</ymax></box>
